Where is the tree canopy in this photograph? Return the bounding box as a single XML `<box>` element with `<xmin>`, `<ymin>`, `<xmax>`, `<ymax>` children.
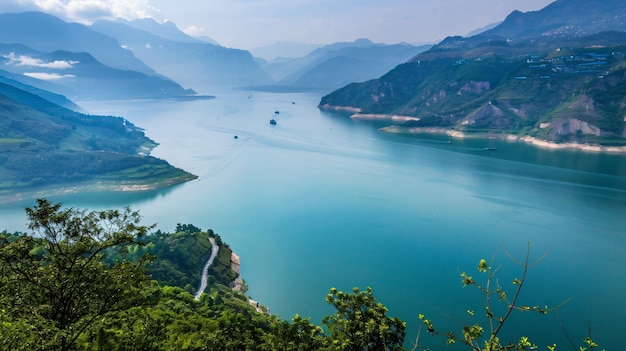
<box><xmin>0</xmin><ymin>199</ymin><xmax>156</xmax><ymax>350</ymax></box>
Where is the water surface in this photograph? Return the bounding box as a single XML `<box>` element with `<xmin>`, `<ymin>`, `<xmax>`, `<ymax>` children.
<box><xmin>2</xmin><ymin>90</ymin><xmax>624</xmax><ymax>349</ymax></box>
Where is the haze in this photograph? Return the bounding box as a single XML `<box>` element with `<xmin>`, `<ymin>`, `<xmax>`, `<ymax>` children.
<box><xmin>0</xmin><ymin>0</ymin><xmax>554</xmax><ymax>50</ymax></box>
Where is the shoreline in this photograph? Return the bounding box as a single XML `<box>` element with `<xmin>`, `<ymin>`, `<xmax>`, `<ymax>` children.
<box><xmin>319</xmin><ymin>104</ymin><xmax>626</xmax><ymax>153</ymax></box>
<box><xmin>351</xmin><ymin>113</ymin><xmax>420</xmax><ymax>123</ymax></box>
<box><xmin>380</xmin><ymin>125</ymin><xmax>626</xmax><ymax>153</ymax></box>
<box><xmin>0</xmin><ymin>175</ymin><xmax>198</xmax><ymax>204</ymax></box>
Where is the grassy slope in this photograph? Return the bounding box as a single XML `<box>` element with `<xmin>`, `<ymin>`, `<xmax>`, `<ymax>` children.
<box><xmin>0</xmin><ymin>82</ymin><xmax>197</xmax><ymax>201</ymax></box>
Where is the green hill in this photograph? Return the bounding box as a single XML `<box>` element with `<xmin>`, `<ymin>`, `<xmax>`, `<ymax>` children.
<box><xmin>320</xmin><ymin>35</ymin><xmax>626</xmax><ymax>146</ymax></box>
<box><xmin>319</xmin><ymin>0</ymin><xmax>626</xmax><ymax>147</ymax></box>
<box><xmin>133</xmin><ymin>224</ymin><xmax>239</xmax><ymax>292</ymax></box>
<box><xmin>0</xmin><ymin>81</ymin><xmax>197</xmax><ymax>201</ymax></box>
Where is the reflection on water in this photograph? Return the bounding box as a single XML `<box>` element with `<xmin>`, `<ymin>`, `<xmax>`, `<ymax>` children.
<box><xmin>1</xmin><ymin>90</ymin><xmax>625</xmax><ymax>349</ymax></box>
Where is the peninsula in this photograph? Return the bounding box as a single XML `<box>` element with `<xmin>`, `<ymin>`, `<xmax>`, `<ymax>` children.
<box><xmin>0</xmin><ymin>80</ymin><xmax>197</xmax><ymax>203</ymax></box>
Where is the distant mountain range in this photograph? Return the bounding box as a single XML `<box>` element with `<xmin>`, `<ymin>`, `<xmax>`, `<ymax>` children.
<box><xmin>0</xmin><ymin>12</ymin><xmax>156</xmax><ymax>75</ymax></box>
<box><xmin>0</xmin><ymin>12</ymin><xmax>203</xmax><ymax>100</ymax></box>
<box><xmin>320</xmin><ymin>0</ymin><xmax>626</xmax><ymax>147</ymax></box>
<box><xmin>250</xmin><ymin>42</ymin><xmax>324</xmax><ymax>61</ymax></box>
<box><xmin>90</xmin><ymin>18</ymin><xmax>274</xmax><ymax>92</ymax></box>
<box><xmin>258</xmin><ymin>38</ymin><xmax>431</xmax><ymax>90</ymax></box>
<box><xmin>0</xmin><ymin>43</ymin><xmax>197</xmax><ymax>100</ymax></box>
<box><xmin>0</xmin><ymin>10</ymin><xmax>434</xmax><ymax>97</ymax></box>
<box><xmin>0</xmin><ymin>9</ymin><xmax>439</xmax><ymax>200</ymax></box>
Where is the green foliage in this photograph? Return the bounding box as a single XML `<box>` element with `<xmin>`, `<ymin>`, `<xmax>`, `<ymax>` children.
<box><xmin>320</xmin><ymin>38</ymin><xmax>626</xmax><ymax>145</ymax></box>
<box><xmin>266</xmin><ymin>314</ymin><xmax>327</xmax><ymax>351</ymax></box>
<box><xmin>411</xmin><ymin>245</ymin><xmax>603</xmax><ymax>351</ymax></box>
<box><xmin>0</xmin><ymin>83</ymin><xmax>197</xmax><ymax>199</ymax></box>
<box><xmin>323</xmin><ymin>286</ymin><xmax>406</xmax><ymax>351</ymax></box>
<box><xmin>0</xmin><ymin>199</ymin><xmax>157</xmax><ymax>350</ymax></box>
<box><xmin>112</xmin><ymin>226</ymin><xmax>235</xmax><ymax>291</ymax></box>
<box><xmin>208</xmin><ymin>242</ymin><xmax>238</xmax><ymax>286</ymax></box>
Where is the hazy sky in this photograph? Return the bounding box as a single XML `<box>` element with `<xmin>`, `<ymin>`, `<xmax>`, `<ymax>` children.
<box><xmin>0</xmin><ymin>0</ymin><xmax>555</xmax><ymax>49</ymax></box>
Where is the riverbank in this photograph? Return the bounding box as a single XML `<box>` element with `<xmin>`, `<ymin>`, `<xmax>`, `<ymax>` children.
<box><xmin>0</xmin><ymin>173</ymin><xmax>198</xmax><ymax>204</ymax></box>
<box><xmin>319</xmin><ymin>104</ymin><xmax>626</xmax><ymax>153</ymax></box>
<box><xmin>380</xmin><ymin>125</ymin><xmax>626</xmax><ymax>153</ymax></box>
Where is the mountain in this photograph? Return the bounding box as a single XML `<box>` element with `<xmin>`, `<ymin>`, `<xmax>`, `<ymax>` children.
<box><xmin>249</xmin><ymin>42</ymin><xmax>323</xmax><ymax>61</ymax></box>
<box><xmin>319</xmin><ymin>0</ymin><xmax>626</xmax><ymax>147</ymax></box>
<box><xmin>90</xmin><ymin>19</ymin><xmax>274</xmax><ymax>92</ymax></box>
<box><xmin>0</xmin><ymin>81</ymin><xmax>197</xmax><ymax>201</ymax></box>
<box><xmin>260</xmin><ymin>39</ymin><xmax>431</xmax><ymax>90</ymax></box>
<box><xmin>0</xmin><ymin>69</ymin><xmax>80</xmax><ymax>110</ymax></box>
<box><xmin>465</xmin><ymin>21</ymin><xmax>502</xmax><ymax>37</ymax></box>
<box><xmin>123</xmin><ymin>18</ymin><xmax>205</xmax><ymax>44</ymax></box>
<box><xmin>479</xmin><ymin>0</ymin><xmax>626</xmax><ymax>40</ymax></box>
<box><xmin>0</xmin><ymin>12</ymin><xmax>157</xmax><ymax>76</ymax></box>
<box><xmin>0</xmin><ymin>43</ymin><xmax>199</xmax><ymax>100</ymax></box>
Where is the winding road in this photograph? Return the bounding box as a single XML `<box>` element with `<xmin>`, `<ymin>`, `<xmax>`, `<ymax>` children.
<box><xmin>194</xmin><ymin>237</ymin><xmax>219</xmax><ymax>300</ymax></box>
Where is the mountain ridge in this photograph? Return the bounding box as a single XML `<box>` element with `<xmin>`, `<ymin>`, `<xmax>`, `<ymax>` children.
<box><xmin>90</xmin><ymin>19</ymin><xmax>274</xmax><ymax>91</ymax></box>
<box><xmin>318</xmin><ymin>0</ymin><xmax>626</xmax><ymax>149</ymax></box>
<box><xmin>258</xmin><ymin>39</ymin><xmax>431</xmax><ymax>90</ymax></box>
<box><xmin>0</xmin><ymin>11</ymin><xmax>157</xmax><ymax>75</ymax></box>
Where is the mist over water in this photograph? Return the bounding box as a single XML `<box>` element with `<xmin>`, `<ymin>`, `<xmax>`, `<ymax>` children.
<box><xmin>2</xmin><ymin>90</ymin><xmax>625</xmax><ymax>349</ymax></box>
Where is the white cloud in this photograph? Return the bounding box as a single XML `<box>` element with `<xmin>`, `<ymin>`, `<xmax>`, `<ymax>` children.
<box><xmin>21</xmin><ymin>0</ymin><xmax>159</xmax><ymax>23</ymax></box>
<box><xmin>182</xmin><ymin>24</ymin><xmax>204</xmax><ymax>37</ymax></box>
<box><xmin>4</xmin><ymin>52</ymin><xmax>78</xmax><ymax>69</ymax></box>
<box><xmin>23</xmin><ymin>72</ymin><xmax>75</xmax><ymax>80</ymax></box>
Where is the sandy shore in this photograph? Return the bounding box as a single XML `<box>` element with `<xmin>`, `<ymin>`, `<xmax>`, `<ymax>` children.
<box><xmin>380</xmin><ymin>125</ymin><xmax>626</xmax><ymax>153</ymax></box>
<box><xmin>351</xmin><ymin>113</ymin><xmax>420</xmax><ymax>123</ymax></box>
<box><xmin>318</xmin><ymin>104</ymin><xmax>362</xmax><ymax>113</ymax></box>
<box><xmin>319</xmin><ymin>105</ymin><xmax>420</xmax><ymax>123</ymax></box>
<box><xmin>0</xmin><ymin>175</ymin><xmax>198</xmax><ymax>204</ymax></box>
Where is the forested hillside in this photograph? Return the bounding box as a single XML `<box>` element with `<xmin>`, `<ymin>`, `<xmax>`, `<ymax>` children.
<box><xmin>0</xmin><ymin>81</ymin><xmax>197</xmax><ymax>202</ymax></box>
<box><xmin>320</xmin><ymin>36</ymin><xmax>626</xmax><ymax>146</ymax></box>
<box><xmin>319</xmin><ymin>0</ymin><xmax>626</xmax><ymax>146</ymax></box>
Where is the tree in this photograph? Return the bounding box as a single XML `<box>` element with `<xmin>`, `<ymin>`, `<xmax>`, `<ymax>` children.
<box><xmin>266</xmin><ymin>314</ymin><xmax>327</xmax><ymax>351</ymax></box>
<box><xmin>323</xmin><ymin>286</ymin><xmax>406</xmax><ymax>351</ymax></box>
<box><xmin>0</xmin><ymin>198</ymin><xmax>156</xmax><ymax>350</ymax></box>
<box><xmin>412</xmin><ymin>245</ymin><xmax>603</xmax><ymax>351</ymax></box>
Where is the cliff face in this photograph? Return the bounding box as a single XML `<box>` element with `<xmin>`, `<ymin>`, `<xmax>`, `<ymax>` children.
<box><xmin>230</xmin><ymin>252</ymin><xmax>245</xmax><ymax>292</ymax></box>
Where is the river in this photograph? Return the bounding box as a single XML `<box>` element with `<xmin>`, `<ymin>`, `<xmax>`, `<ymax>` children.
<box><xmin>1</xmin><ymin>90</ymin><xmax>625</xmax><ymax>349</ymax></box>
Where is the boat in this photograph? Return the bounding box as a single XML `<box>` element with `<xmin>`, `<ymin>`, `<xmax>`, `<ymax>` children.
<box><xmin>484</xmin><ymin>146</ymin><xmax>496</xmax><ymax>151</ymax></box>
<box><xmin>274</xmin><ymin>109</ymin><xmax>280</xmax><ymax>115</ymax></box>
<box><xmin>269</xmin><ymin>119</ymin><xmax>277</xmax><ymax>125</ymax></box>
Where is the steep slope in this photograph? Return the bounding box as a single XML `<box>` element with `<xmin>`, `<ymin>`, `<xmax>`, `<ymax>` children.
<box><xmin>480</xmin><ymin>0</ymin><xmax>626</xmax><ymax>39</ymax></box>
<box><xmin>319</xmin><ymin>0</ymin><xmax>626</xmax><ymax>147</ymax></box>
<box><xmin>0</xmin><ymin>71</ymin><xmax>80</xmax><ymax>110</ymax></box>
<box><xmin>124</xmin><ymin>18</ymin><xmax>206</xmax><ymax>44</ymax></box>
<box><xmin>0</xmin><ymin>82</ymin><xmax>197</xmax><ymax>201</ymax></box>
<box><xmin>0</xmin><ymin>11</ymin><xmax>157</xmax><ymax>76</ymax></box>
<box><xmin>0</xmin><ymin>45</ymin><xmax>199</xmax><ymax>100</ymax></box>
<box><xmin>90</xmin><ymin>19</ymin><xmax>274</xmax><ymax>92</ymax></box>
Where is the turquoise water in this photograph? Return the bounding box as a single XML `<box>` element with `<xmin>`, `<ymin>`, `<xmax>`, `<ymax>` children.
<box><xmin>2</xmin><ymin>91</ymin><xmax>625</xmax><ymax>349</ymax></box>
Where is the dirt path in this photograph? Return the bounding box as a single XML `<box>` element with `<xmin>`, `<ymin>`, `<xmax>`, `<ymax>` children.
<box><xmin>194</xmin><ymin>237</ymin><xmax>219</xmax><ymax>300</ymax></box>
